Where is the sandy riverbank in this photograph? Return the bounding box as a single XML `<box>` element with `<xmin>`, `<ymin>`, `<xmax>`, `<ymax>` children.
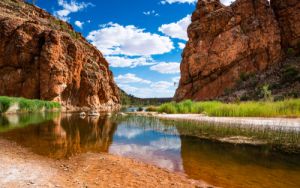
<box><xmin>0</xmin><ymin>139</ymin><xmax>210</xmax><ymax>188</ymax></box>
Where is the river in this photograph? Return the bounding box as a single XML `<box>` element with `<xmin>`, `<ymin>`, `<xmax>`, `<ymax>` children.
<box><xmin>0</xmin><ymin>112</ymin><xmax>299</xmax><ymax>188</ymax></box>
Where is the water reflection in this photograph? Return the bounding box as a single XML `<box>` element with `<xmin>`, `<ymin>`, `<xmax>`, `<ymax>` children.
<box><xmin>0</xmin><ymin>113</ymin><xmax>116</xmax><ymax>158</ymax></box>
<box><xmin>180</xmin><ymin>136</ymin><xmax>300</xmax><ymax>188</ymax></box>
<box><xmin>0</xmin><ymin>112</ymin><xmax>60</xmax><ymax>132</ymax></box>
<box><xmin>0</xmin><ymin>114</ymin><xmax>299</xmax><ymax>188</ymax></box>
<box><xmin>109</xmin><ymin>122</ymin><xmax>183</xmax><ymax>171</ymax></box>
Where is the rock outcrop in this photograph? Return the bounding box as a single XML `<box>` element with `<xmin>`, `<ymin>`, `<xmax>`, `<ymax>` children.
<box><xmin>174</xmin><ymin>0</ymin><xmax>284</xmax><ymax>101</ymax></box>
<box><xmin>0</xmin><ymin>0</ymin><xmax>120</xmax><ymax>111</ymax></box>
<box><xmin>271</xmin><ymin>0</ymin><xmax>300</xmax><ymax>55</ymax></box>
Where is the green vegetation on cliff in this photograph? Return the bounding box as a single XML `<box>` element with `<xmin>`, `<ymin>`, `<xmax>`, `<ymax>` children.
<box><xmin>0</xmin><ymin>96</ymin><xmax>61</xmax><ymax>113</ymax></box>
<box><xmin>157</xmin><ymin>99</ymin><xmax>300</xmax><ymax>117</ymax></box>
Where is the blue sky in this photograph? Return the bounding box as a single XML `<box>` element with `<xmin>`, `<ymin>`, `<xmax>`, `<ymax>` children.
<box><xmin>34</xmin><ymin>0</ymin><xmax>233</xmax><ymax>98</ymax></box>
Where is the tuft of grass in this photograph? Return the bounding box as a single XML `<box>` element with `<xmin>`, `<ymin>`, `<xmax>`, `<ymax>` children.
<box><xmin>158</xmin><ymin>102</ymin><xmax>178</xmax><ymax>114</ymax></box>
<box><xmin>157</xmin><ymin>99</ymin><xmax>300</xmax><ymax>117</ymax></box>
<box><xmin>0</xmin><ymin>96</ymin><xmax>61</xmax><ymax>113</ymax></box>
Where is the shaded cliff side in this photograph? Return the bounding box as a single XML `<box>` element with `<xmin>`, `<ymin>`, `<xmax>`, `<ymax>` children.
<box><xmin>271</xmin><ymin>0</ymin><xmax>300</xmax><ymax>55</ymax></box>
<box><xmin>0</xmin><ymin>0</ymin><xmax>120</xmax><ymax>111</ymax></box>
<box><xmin>175</xmin><ymin>0</ymin><xmax>300</xmax><ymax>101</ymax></box>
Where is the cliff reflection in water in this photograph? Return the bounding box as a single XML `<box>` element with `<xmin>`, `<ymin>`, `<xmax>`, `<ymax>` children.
<box><xmin>0</xmin><ymin>113</ymin><xmax>117</xmax><ymax>159</ymax></box>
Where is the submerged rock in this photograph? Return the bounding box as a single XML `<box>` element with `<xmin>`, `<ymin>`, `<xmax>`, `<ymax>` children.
<box><xmin>0</xmin><ymin>0</ymin><xmax>120</xmax><ymax>112</ymax></box>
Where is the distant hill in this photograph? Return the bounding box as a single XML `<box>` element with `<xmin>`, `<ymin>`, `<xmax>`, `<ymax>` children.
<box><xmin>119</xmin><ymin>89</ymin><xmax>172</xmax><ymax>106</ymax></box>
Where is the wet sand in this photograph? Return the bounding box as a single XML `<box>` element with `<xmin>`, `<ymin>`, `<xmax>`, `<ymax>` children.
<box><xmin>0</xmin><ymin>139</ymin><xmax>210</xmax><ymax>188</ymax></box>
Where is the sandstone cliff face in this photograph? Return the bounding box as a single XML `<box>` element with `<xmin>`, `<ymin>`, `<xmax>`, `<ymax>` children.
<box><xmin>174</xmin><ymin>0</ymin><xmax>282</xmax><ymax>101</ymax></box>
<box><xmin>0</xmin><ymin>0</ymin><xmax>120</xmax><ymax>111</ymax></box>
<box><xmin>271</xmin><ymin>0</ymin><xmax>300</xmax><ymax>55</ymax></box>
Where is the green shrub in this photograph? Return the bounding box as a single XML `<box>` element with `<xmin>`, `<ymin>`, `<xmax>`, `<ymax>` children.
<box><xmin>282</xmin><ymin>66</ymin><xmax>300</xmax><ymax>84</ymax></box>
<box><xmin>261</xmin><ymin>84</ymin><xmax>273</xmax><ymax>102</ymax></box>
<box><xmin>137</xmin><ymin>107</ymin><xmax>144</xmax><ymax>112</ymax></box>
<box><xmin>287</xmin><ymin>48</ymin><xmax>296</xmax><ymax>56</ymax></box>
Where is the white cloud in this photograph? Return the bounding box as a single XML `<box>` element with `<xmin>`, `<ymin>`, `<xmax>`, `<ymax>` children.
<box><xmin>115</xmin><ymin>75</ymin><xmax>177</xmax><ymax>97</ymax></box>
<box><xmin>115</xmin><ymin>127</ymin><xmax>143</xmax><ymax>139</ymax></box>
<box><xmin>117</xmin><ymin>84</ymin><xmax>140</xmax><ymax>94</ymax></box>
<box><xmin>54</xmin><ymin>0</ymin><xmax>93</xmax><ymax>21</ymax></box>
<box><xmin>109</xmin><ymin>143</ymin><xmax>183</xmax><ymax>171</ymax></box>
<box><xmin>221</xmin><ymin>0</ymin><xmax>235</xmax><ymax>5</ymax></box>
<box><xmin>160</xmin><ymin>0</ymin><xmax>238</xmax><ymax>5</ymax></box>
<box><xmin>172</xmin><ymin>76</ymin><xmax>180</xmax><ymax>83</ymax></box>
<box><xmin>161</xmin><ymin>0</ymin><xmax>197</xmax><ymax>4</ymax></box>
<box><xmin>150</xmin><ymin>81</ymin><xmax>174</xmax><ymax>90</ymax></box>
<box><xmin>150</xmin><ymin>138</ymin><xmax>181</xmax><ymax>150</ymax></box>
<box><xmin>118</xmin><ymin>80</ymin><xmax>176</xmax><ymax>98</ymax></box>
<box><xmin>150</xmin><ymin>62</ymin><xmax>180</xmax><ymax>74</ymax></box>
<box><xmin>158</xmin><ymin>15</ymin><xmax>191</xmax><ymax>41</ymax></box>
<box><xmin>87</xmin><ymin>23</ymin><xmax>174</xmax><ymax>56</ymax></box>
<box><xmin>178</xmin><ymin>42</ymin><xmax>186</xmax><ymax>49</ymax></box>
<box><xmin>74</xmin><ymin>20</ymin><xmax>84</xmax><ymax>29</ymax></box>
<box><xmin>105</xmin><ymin>56</ymin><xmax>155</xmax><ymax>68</ymax></box>
<box><xmin>115</xmin><ymin>74</ymin><xmax>151</xmax><ymax>84</ymax></box>
<box><xmin>143</xmin><ymin>10</ymin><xmax>159</xmax><ymax>16</ymax></box>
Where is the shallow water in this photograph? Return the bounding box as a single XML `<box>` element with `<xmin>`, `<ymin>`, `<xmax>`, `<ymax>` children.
<box><xmin>0</xmin><ymin>113</ymin><xmax>299</xmax><ymax>188</ymax></box>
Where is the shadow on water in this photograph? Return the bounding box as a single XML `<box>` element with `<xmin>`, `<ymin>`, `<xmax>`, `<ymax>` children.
<box><xmin>0</xmin><ymin>113</ymin><xmax>299</xmax><ymax>188</ymax></box>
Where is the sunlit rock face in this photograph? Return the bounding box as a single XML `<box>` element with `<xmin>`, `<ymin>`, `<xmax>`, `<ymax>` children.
<box><xmin>0</xmin><ymin>0</ymin><xmax>120</xmax><ymax>111</ymax></box>
<box><xmin>174</xmin><ymin>0</ymin><xmax>282</xmax><ymax>101</ymax></box>
<box><xmin>271</xmin><ymin>0</ymin><xmax>300</xmax><ymax>55</ymax></box>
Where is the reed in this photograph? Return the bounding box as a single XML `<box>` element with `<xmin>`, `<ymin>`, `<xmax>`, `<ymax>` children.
<box><xmin>116</xmin><ymin>115</ymin><xmax>300</xmax><ymax>153</ymax></box>
<box><xmin>0</xmin><ymin>96</ymin><xmax>61</xmax><ymax>113</ymax></box>
<box><xmin>158</xmin><ymin>99</ymin><xmax>300</xmax><ymax>117</ymax></box>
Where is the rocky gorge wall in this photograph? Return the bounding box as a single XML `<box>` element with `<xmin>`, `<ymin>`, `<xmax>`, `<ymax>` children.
<box><xmin>0</xmin><ymin>0</ymin><xmax>120</xmax><ymax>111</ymax></box>
<box><xmin>271</xmin><ymin>0</ymin><xmax>300</xmax><ymax>54</ymax></box>
<box><xmin>174</xmin><ymin>0</ymin><xmax>300</xmax><ymax>101</ymax></box>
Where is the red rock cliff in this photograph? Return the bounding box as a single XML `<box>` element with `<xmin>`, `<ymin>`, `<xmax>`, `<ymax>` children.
<box><xmin>0</xmin><ymin>0</ymin><xmax>120</xmax><ymax>111</ymax></box>
<box><xmin>174</xmin><ymin>0</ymin><xmax>283</xmax><ymax>101</ymax></box>
<box><xmin>271</xmin><ymin>0</ymin><xmax>300</xmax><ymax>55</ymax></box>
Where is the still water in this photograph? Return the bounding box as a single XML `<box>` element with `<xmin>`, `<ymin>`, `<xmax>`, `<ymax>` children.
<box><xmin>0</xmin><ymin>113</ymin><xmax>299</xmax><ymax>188</ymax></box>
